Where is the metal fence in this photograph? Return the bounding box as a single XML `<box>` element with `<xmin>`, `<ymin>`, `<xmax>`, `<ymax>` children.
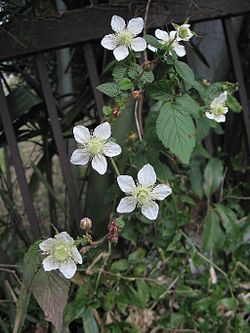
<box><xmin>0</xmin><ymin>1</ymin><xmax>250</xmax><ymax>240</ymax></box>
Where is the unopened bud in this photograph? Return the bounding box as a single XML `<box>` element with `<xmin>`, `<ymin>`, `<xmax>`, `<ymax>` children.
<box><xmin>107</xmin><ymin>219</ymin><xmax>119</xmax><ymax>243</ymax></box>
<box><xmin>131</xmin><ymin>90</ymin><xmax>142</xmax><ymax>100</ymax></box>
<box><xmin>112</xmin><ymin>107</ymin><xmax>121</xmax><ymax>117</ymax></box>
<box><xmin>80</xmin><ymin>217</ymin><xmax>92</xmax><ymax>231</ymax></box>
<box><xmin>209</xmin><ymin>265</ymin><xmax>217</xmax><ymax>284</ymax></box>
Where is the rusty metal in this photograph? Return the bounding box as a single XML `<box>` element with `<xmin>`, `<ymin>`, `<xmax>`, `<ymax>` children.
<box><xmin>223</xmin><ymin>17</ymin><xmax>250</xmax><ymax>154</ymax></box>
<box><xmin>1</xmin><ymin>1</ymin><xmax>250</xmax><ymax>61</ymax></box>
<box><xmin>83</xmin><ymin>43</ymin><xmax>104</xmax><ymax>121</ymax></box>
<box><xmin>0</xmin><ymin>79</ymin><xmax>41</xmax><ymax>239</ymax></box>
<box><xmin>35</xmin><ymin>54</ymin><xmax>82</xmax><ymax>225</ymax></box>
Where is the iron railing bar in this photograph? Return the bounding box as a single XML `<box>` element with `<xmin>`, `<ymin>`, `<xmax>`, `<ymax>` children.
<box><xmin>83</xmin><ymin>43</ymin><xmax>104</xmax><ymax>121</ymax></box>
<box><xmin>222</xmin><ymin>17</ymin><xmax>250</xmax><ymax>154</ymax></box>
<box><xmin>0</xmin><ymin>79</ymin><xmax>41</xmax><ymax>239</ymax></box>
<box><xmin>35</xmin><ymin>54</ymin><xmax>82</xmax><ymax>226</ymax></box>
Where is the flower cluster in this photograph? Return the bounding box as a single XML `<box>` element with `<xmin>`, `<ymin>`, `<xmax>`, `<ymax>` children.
<box><xmin>101</xmin><ymin>15</ymin><xmax>194</xmax><ymax>61</ymax></box>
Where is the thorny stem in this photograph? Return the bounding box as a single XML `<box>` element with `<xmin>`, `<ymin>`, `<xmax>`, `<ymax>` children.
<box><xmin>180</xmin><ymin>230</ymin><xmax>234</xmax><ymax>297</ymax></box>
<box><xmin>110</xmin><ymin>157</ymin><xmax>120</xmax><ymax>177</ymax></box>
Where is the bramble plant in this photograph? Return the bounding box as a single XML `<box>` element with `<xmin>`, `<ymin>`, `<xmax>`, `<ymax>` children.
<box><xmin>18</xmin><ymin>14</ymin><xmax>250</xmax><ymax>333</ymax></box>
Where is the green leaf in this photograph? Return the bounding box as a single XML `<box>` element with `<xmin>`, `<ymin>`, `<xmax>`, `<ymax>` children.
<box><xmin>156</xmin><ymin>101</ymin><xmax>196</xmax><ymax>164</ymax></box>
<box><xmin>202</xmin><ymin>208</ymin><xmax>225</xmax><ymax>251</ymax></box>
<box><xmin>176</xmin><ymin>285</ymin><xmax>198</xmax><ymax>297</ymax></box>
<box><xmin>139</xmin><ymin>71</ymin><xmax>154</xmax><ymax>85</ymax></box>
<box><xmin>103</xmin><ymin>105</ymin><xmax>113</xmax><ymax>117</ymax></box>
<box><xmin>13</xmin><ymin>286</ymin><xmax>31</xmax><ymax>333</ymax></box>
<box><xmin>111</xmin><ymin>259</ymin><xmax>129</xmax><ymax>271</ymax></box>
<box><xmin>82</xmin><ymin>307</ymin><xmax>99</xmax><ymax>333</ymax></box>
<box><xmin>144</xmin><ymin>34</ymin><xmax>161</xmax><ymax>49</ymax></box>
<box><xmin>226</xmin><ymin>95</ymin><xmax>242</xmax><ymax>113</ymax></box>
<box><xmin>176</xmin><ymin>94</ymin><xmax>201</xmax><ymax>117</ymax></box>
<box><xmin>32</xmin><ymin>269</ymin><xmax>70</xmax><ymax>332</ymax></box>
<box><xmin>23</xmin><ymin>241</ymin><xmax>41</xmax><ymax>288</ymax></box>
<box><xmin>175</xmin><ymin>61</ymin><xmax>195</xmax><ymax>86</ymax></box>
<box><xmin>147</xmin><ymin>80</ymin><xmax>172</xmax><ymax>101</ymax></box>
<box><xmin>128</xmin><ymin>248</ymin><xmax>146</xmax><ymax>263</ymax></box>
<box><xmin>113</xmin><ymin>63</ymin><xmax>128</xmax><ymax>80</ymax></box>
<box><xmin>218</xmin><ymin>297</ymin><xmax>239</xmax><ymax>310</ymax></box>
<box><xmin>203</xmin><ymin>158</ymin><xmax>224</xmax><ymax>198</ymax></box>
<box><xmin>118</xmin><ymin>78</ymin><xmax>133</xmax><ymax>91</ymax></box>
<box><xmin>116</xmin><ymin>218</ymin><xmax>125</xmax><ymax>230</ymax></box>
<box><xmin>128</xmin><ymin>64</ymin><xmax>142</xmax><ymax>79</ymax></box>
<box><xmin>7</xmin><ymin>87</ymin><xmax>42</xmax><ymax>121</ymax></box>
<box><xmin>215</xmin><ymin>204</ymin><xmax>240</xmax><ymax>239</ymax></box>
<box><xmin>97</xmin><ymin>82</ymin><xmax>120</xmax><ymax>97</ymax></box>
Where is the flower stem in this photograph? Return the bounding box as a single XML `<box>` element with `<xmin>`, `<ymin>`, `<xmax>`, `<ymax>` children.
<box><xmin>110</xmin><ymin>157</ymin><xmax>120</xmax><ymax>177</ymax></box>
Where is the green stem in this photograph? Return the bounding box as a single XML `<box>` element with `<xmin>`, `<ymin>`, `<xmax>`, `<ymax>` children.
<box><xmin>110</xmin><ymin>158</ymin><xmax>120</xmax><ymax>177</ymax></box>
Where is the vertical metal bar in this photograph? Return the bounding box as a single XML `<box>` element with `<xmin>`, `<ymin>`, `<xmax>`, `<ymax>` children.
<box><xmin>83</xmin><ymin>43</ymin><xmax>104</xmax><ymax>121</ymax></box>
<box><xmin>0</xmin><ymin>80</ymin><xmax>41</xmax><ymax>239</ymax></box>
<box><xmin>223</xmin><ymin>17</ymin><xmax>250</xmax><ymax>154</ymax></box>
<box><xmin>35</xmin><ymin>54</ymin><xmax>82</xmax><ymax>226</ymax></box>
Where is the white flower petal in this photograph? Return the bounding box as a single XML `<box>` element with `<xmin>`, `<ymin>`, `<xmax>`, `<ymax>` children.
<box><xmin>218</xmin><ymin>91</ymin><xmax>227</xmax><ymax>103</ymax></box>
<box><xmin>131</xmin><ymin>37</ymin><xmax>147</xmax><ymax>52</ymax></box>
<box><xmin>137</xmin><ymin>164</ymin><xmax>156</xmax><ymax>187</ymax></box>
<box><xmin>93</xmin><ymin>122</ymin><xmax>111</xmax><ymax>140</ymax></box>
<box><xmin>224</xmin><ymin>107</ymin><xmax>229</xmax><ymax>114</ymax></box>
<box><xmin>113</xmin><ymin>45</ymin><xmax>129</xmax><ymax>61</ymax></box>
<box><xmin>42</xmin><ymin>255</ymin><xmax>59</xmax><ymax>271</ymax></box>
<box><xmin>205</xmin><ymin>112</ymin><xmax>215</xmax><ymax>120</ymax></box>
<box><xmin>117</xmin><ymin>175</ymin><xmax>136</xmax><ymax>193</ymax></box>
<box><xmin>59</xmin><ymin>259</ymin><xmax>77</xmax><ymax>279</ymax></box>
<box><xmin>91</xmin><ymin>154</ymin><xmax>107</xmax><ymax>175</ymax></box>
<box><xmin>148</xmin><ymin>44</ymin><xmax>157</xmax><ymax>52</ymax></box>
<box><xmin>155</xmin><ymin>29</ymin><xmax>169</xmax><ymax>41</ymax></box>
<box><xmin>111</xmin><ymin>15</ymin><xmax>126</xmax><ymax>33</ymax></box>
<box><xmin>127</xmin><ymin>17</ymin><xmax>144</xmax><ymax>35</ymax></box>
<box><xmin>151</xmin><ymin>184</ymin><xmax>172</xmax><ymax>201</ymax></box>
<box><xmin>214</xmin><ymin>114</ymin><xmax>226</xmax><ymax>122</ymax></box>
<box><xmin>101</xmin><ymin>34</ymin><xmax>118</xmax><ymax>50</ymax></box>
<box><xmin>141</xmin><ymin>201</ymin><xmax>159</xmax><ymax>220</ymax></box>
<box><xmin>39</xmin><ymin>238</ymin><xmax>56</xmax><ymax>252</ymax></box>
<box><xmin>73</xmin><ymin>125</ymin><xmax>90</xmax><ymax>144</ymax></box>
<box><xmin>117</xmin><ymin>196</ymin><xmax>137</xmax><ymax>213</ymax></box>
<box><xmin>55</xmin><ymin>231</ymin><xmax>74</xmax><ymax>244</ymax></box>
<box><xmin>71</xmin><ymin>247</ymin><xmax>82</xmax><ymax>264</ymax></box>
<box><xmin>170</xmin><ymin>31</ymin><xmax>177</xmax><ymax>39</ymax></box>
<box><xmin>174</xmin><ymin>44</ymin><xmax>186</xmax><ymax>57</ymax></box>
<box><xmin>103</xmin><ymin>141</ymin><xmax>122</xmax><ymax>157</ymax></box>
<box><xmin>70</xmin><ymin>149</ymin><xmax>90</xmax><ymax>166</ymax></box>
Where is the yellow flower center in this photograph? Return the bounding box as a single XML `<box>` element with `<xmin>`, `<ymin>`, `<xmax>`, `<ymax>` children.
<box><xmin>117</xmin><ymin>30</ymin><xmax>133</xmax><ymax>46</ymax></box>
<box><xmin>213</xmin><ymin>104</ymin><xmax>225</xmax><ymax>115</ymax></box>
<box><xmin>87</xmin><ymin>138</ymin><xmax>104</xmax><ymax>156</ymax></box>
<box><xmin>135</xmin><ymin>186</ymin><xmax>150</xmax><ymax>205</ymax></box>
<box><xmin>53</xmin><ymin>243</ymin><xmax>72</xmax><ymax>262</ymax></box>
<box><xmin>179</xmin><ymin>27</ymin><xmax>189</xmax><ymax>39</ymax></box>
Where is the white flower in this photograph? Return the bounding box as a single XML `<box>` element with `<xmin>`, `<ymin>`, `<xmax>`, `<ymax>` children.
<box><xmin>205</xmin><ymin>91</ymin><xmax>228</xmax><ymax>123</ymax></box>
<box><xmin>70</xmin><ymin>122</ymin><xmax>121</xmax><ymax>175</ymax></box>
<box><xmin>148</xmin><ymin>29</ymin><xmax>186</xmax><ymax>57</ymax></box>
<box><xmin>116</xmin><ymin>164</ymin><xmax>172</xmax><ymax>220</ymax></box>
<box><xmin>101</xmin><ymin>15</ymin><xmax>147</xmax><ymax>61</ymax></box>
<box><xmin>175</xmin><ymin>24</ymin><xmax>193</xmax><ymax>41</ymax></box>
<box><xmin>39</xmin><ymin>232</ymin><xmax>82</xmax><ymax>279</ymax></box>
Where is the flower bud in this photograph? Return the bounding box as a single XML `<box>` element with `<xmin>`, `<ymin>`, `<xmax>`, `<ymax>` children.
<box><xmin>112</xmin><ymin>107</ymin><xmax>121</xmax><ymax>117</ymax></box>
<box><xmin>131</xmin><ymin>90</ymin><xmax>142</xmax><ymax>100</ymax></box>
<box><xmin>80</xmin><ymin>217</ymin><xmax>92</xmax><ymax>231</ymax></box>
<box><xmin>107</xmin><ymin>219</ymin><xmax>119</xmax><ymax>243</ymax></box>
